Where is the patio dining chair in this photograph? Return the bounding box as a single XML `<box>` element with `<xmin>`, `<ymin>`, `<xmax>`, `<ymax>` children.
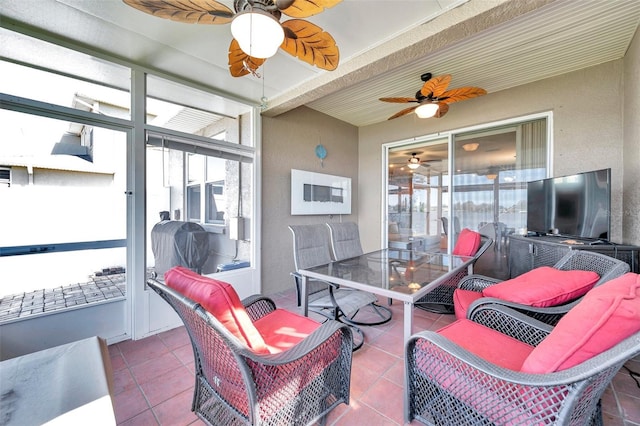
<box><xmin>148</xmin><ymin>266</ymin><xmax>353</xmax><ymax>426</ymax></box>
<box><xmin>414</xmin><ymin>228</ymin><xmax>492</xmax><ymax>314</ymax></box>
<box><xmin>405</xmin><ymin>272</ymin><xmax>640</xmax><ymax>426</ymax></box>
<box><xmin>326</xmin><ymin>221</ymin><xmax>364</xmax><ymax>261</ymax></box>
<box><xmin>453</xmin><ymin>249</ymin><xmax>630</xmax><ymax>324</ymax></box>
<box><xmin>289</xmin><ymin>224</ymin><xmax>392</xmax><ymax>351</ymax></box>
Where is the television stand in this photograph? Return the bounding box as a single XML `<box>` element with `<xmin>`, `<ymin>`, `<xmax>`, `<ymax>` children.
<box><xmin>508</xmin><ymin>234</ymin><xmax>639</xmax><ymax>277</ymax></box>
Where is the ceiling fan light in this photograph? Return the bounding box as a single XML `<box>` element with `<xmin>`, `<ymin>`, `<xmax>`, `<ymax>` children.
<box><xmin>415</xmin><ymin>102</ymin><xmax>439</xmax><ymax>118</ymax></box>
<box><xmin>462</xmin><ymin>142</ymin><xmax>479</xmax><ymax>151</ymax></box>
<box><xmin>231</xmin><ymin>10</ymin><xmax>284</xmax><ymax>59</ymax></box>
<box><xmin>407</xmin><ymin>155</ymin><xmax>421</xmax><ymax>169</ymax></box>
<box><xmin>486</xmin><ymin>173</ymin><xmax>498</xmax><ymax>180</ymax></box>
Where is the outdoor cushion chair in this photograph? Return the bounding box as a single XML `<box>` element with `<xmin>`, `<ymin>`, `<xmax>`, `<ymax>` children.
<box><xmin>414</xmin><ymin>228</ymin><xmax>492</xmax><ymax>314</ymax></box>
<box><xmin>453</xmin><ymin>249</ymin><xmax>630</xmax><ymax>323</ymax></box>
<box><xmin>147</xmin><ymin>266</ymin><xmax>353</xmax><ymax>426</ymax></box>
<box><xmin>405</xmin><ymin>272</ymin><xmax>640</xmax><ymax>426</ymax></box>
<box><xmin>289</xmin><ymin>224</ymin><xmax>392</xmax><ymax>351</ymax></box>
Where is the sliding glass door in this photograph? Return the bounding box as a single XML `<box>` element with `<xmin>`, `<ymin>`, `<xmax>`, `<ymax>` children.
<box><xmin>385</xmin><ymin>115</ymin><xmax>549</xmax><ymax>274</ymax></box>
<box><xmin>451</xmin><ymin>118</ymin><xmax>547</xmax><ymax>253</ymax></box>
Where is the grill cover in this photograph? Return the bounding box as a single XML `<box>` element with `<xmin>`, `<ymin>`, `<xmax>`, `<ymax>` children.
<box><xmin>151</xmin><ymin>221</ymin><xmax>210</xmax><ymax>276</ymax></box>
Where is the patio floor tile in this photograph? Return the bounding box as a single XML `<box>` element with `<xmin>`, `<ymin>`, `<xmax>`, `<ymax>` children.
<box><xmin>109</xmin><ymin>288</ymin><xmax>640</xmax><ymax>425</ymax></box>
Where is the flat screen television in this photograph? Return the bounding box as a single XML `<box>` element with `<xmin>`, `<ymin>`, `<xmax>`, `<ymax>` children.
<box><xmin>526</xmin><ymin>168</ymin><xmax>611</xmax><ymax>241</ymax></box>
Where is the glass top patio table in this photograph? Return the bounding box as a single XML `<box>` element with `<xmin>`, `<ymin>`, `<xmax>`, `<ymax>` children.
<box><xmin>298</xmin><ymin>248</ymin><xmax>474</xmax><ymax>344</ymax></box>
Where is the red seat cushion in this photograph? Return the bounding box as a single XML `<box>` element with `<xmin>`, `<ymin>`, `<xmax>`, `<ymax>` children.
<box><xmin>453</xmin><ymin>288</ymin><xmax>483</xmax><ymax>319</ymax></box>
<box><xmin>482</xmin><ymin>267</ymin><xmax>599</xmax><ymax>307</ymax></box>
<box><xmin>164</xmin><ymin>266</ymin><xmax>268</xmax><ymax>353</ymax></box>
<box><xmin>438</xmin><ymin>319</ymin><xmax>534</xmax><ymax>370</ymax></box>
<box><xmin>452</xmin><ymin>228</ymin><xmax>481</xmax><ymax>256</ymax></box>
<box><xmin>254</xmin><ymin>308</ymin><xmax>320</xmax><ymax>354</ymax></box>
<box><xmin>522</xmin><ymin>272</ymin><xmax>640</xmax><ymax>373</ymax></box>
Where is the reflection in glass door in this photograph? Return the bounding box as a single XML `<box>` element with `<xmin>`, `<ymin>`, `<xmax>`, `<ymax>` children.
<box><xmin>451</xmin><ymin>118</ymin><xmax>547</xmax><ymax>253</ymax></box>
<box><xmin>387</xmin><ymin>141</ymin><xmax>448</xmax><ymax>251</ymax></box>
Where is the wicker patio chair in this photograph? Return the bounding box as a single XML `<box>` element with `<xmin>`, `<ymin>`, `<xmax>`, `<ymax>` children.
<box><xmin>148</xmin><ymin>268</ymin><xmax>353</xmax><ymax>426</ymax></box>
<box><xmin>405</xmin><ymin>272</ymin><xmax>640</xmax><ymax>425</ymax></box>
<box><xmin>289</xmin><ymin>224</ymin><xmax>392</xmax><ymax>350</ymax></box>
<box><xmin>455</xmin><ymin>249</ymin><xmax>630</xmax><ymax>324</ymax></box>
<box><xmin>414</xmin><ymin>229</ymin><xmax>492</xmax><ymax>314</ymax></box>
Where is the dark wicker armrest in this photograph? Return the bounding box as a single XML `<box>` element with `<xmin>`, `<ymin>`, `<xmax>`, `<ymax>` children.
<box><xmin>468</xmin><ymin>303</ymin><xmax>552</xmax><ymax>346</ymax></box>
<box><xmin>468</xmin><ymin>296</ymin><xmax>573</xmax><ymax>327</ymax></box>
<box><xmin>242</xmin><ymin>295</ymin><xmax>277</xmax><ymax>321</ymax></box>
<box><xmin>458</xmin><ymin>274</ymin><xmax>503</xmax><ymax>291</ymax></box>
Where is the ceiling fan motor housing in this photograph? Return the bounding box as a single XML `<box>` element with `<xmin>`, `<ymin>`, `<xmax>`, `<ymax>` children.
<box><xmin>235</xmin><ymin>0</ymin><xmax>282</xmax><ymax>19</ymax></box>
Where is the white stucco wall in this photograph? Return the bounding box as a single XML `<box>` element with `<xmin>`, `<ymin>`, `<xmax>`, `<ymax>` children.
<box><xmin>261</xmin><ymin>107</ymin><xmax>359</xmax><ymax>294</ymax></box>
<box><xmin>623</xmin><ymin>27</ymin><xmax>640</xmax><ymax>246</ymax></box>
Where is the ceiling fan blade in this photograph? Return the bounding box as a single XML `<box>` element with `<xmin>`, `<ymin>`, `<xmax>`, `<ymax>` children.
<box><xmin>438</xmin><ymin>86</ymin><xmax>487</xmax><ymax>104</ymax></box>
<box><xmin>387</xmin><ymin>105</ymin><xmax>418</xmax><ymax>120</ymax></box>
<box><xmin>122</xmin><ymin>0</ymin><xmax>234</xmax><ymax>24</ymax></box>
<box><xmin>281</xmin><ymin>20</ymin><xmax>339</xmax><ymax>71</ymax></box>
<box><xmin>379</xmin><ymin>97</ymin><xmax>418</xmax><ymax>104</ymax></box>
<box><xmin>420</xmin><ymin>74</ymin><xmax>451</xmax><ymax>98</ymax></box>
<box><xmin>228</xmin><ymin>39</ymin><xmax>266</xmax><ymax>77</ymax></box>
<box><xmin>280</xmin><ymin>0</ymin><xmax>342</xmax><ymax>18</ymax></box>
<box><xmin>434</xmin><ymin>102</ymin><xmax>449</xmax><ymax>118</ymax></box>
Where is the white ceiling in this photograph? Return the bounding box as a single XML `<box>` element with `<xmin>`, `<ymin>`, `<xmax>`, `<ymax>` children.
<box><xmin>1</xmin><ymin>0</ymin><xmax>639</xmax><ymax>127</ymax></box>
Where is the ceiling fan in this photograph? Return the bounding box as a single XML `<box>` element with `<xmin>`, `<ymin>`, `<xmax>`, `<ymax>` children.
<box><xmin>380</xmin><ymin>73</ymin><xmax>487</xmax><ymax>120</ymax></box>
<box><xmin>390</xmin><ymin>152</ymin><xmax>439</xmax><ymax>171</ymax></box>
<box><xmin>122</xmin><ymin>0</ymin><xmax>341</xmax><ymax>77</ymax></box>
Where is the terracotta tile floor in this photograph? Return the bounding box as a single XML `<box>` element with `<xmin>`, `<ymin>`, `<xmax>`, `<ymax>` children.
<box><xmin>109</xmin><ymin>289</ymin><xmax>640</xmax><ymax>425</ymax></box>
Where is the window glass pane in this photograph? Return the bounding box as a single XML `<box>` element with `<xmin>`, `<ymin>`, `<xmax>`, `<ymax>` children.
<box><xmin>148</xmin><ymin>140</ymin><xmax>253</xmax><ymax>276</ymax></box>
<box><xmin>388</xmin><ymin>141</ymin><xmax>448</xmax><ymax>251</ymax></box>
<box><xmin>0</xmin><ymin>110</ymin><xmax>127</xmax><ymax>300</ymax></box>
<box><xmin>188</xmin><ymin>153</ymin><xmax>204</xmax><ymax>183</ymax></box>
<box><xmin>187</xmin><ymin>185</ymin><xmax>201</xmax><ymax>221</ymax></box>
<box><xmin>452</xmin><ymin>118</ymin><xmax>547</xmax><ymax>252</ymax></box>
<box><xmin>206</xmin><ymin>156</ymin><xmax>225</xmax><ymax>182</ymax></box>
<box><xmin>145</xmin><ymin>76</ymin><xmax>254</xmax><ymax>277</ymax></box>
<box><xmin>146</xmin><ymin>75</ymin><xmax>252</xmax><ymax>146</ymax></box>
<box><xmin>0</xmin><ymin>29</ymin><xmax>131</xmax><ymax>118</ymax></box>
<box><xmin>206</xmin><ymin>181</ymin><xmax>224</xmax><ymax>222</ymax></box>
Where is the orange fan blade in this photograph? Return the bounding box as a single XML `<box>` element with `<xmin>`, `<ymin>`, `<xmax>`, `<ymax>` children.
<box><xmin>420</xmin><ymin>74</ymin><xmax>451</xmax><ymax>98</ymax></box>
<box><xmin>281</xmin><ymin>0</ymin><xmax>342</xmax><ymax>18</ymax></box>
<box><xmin>433</xmin><ymin>103</ymin><xmax>449</xmax><ymax>118</ymax></box>
<box><xmin>387</xmin><ymin>105</ymin><xmax>418</xmax><ymax>120</ymax></box>
<box><xmin>122</xmin><ymin>0</ymin><xmax>234</xmax><ymax>24</ymax></box>
<box><xmin>439</xmin><ymin>86</ymin><xmax>487</xmax><ymax>104</ymax></box>
<box><xmin>379</xmin><ymin>97</ymin><xmax>419</xmax><ymax>104</ymax></box>
<box><xmin>281</xmin><ymin>20</ymin><xmax>339</xmax><ymax>71</ymax></box>
<box><xmin>228</xmin><ymin>39</ymin><xmax>266</xmax><ymax>77</ymax></box>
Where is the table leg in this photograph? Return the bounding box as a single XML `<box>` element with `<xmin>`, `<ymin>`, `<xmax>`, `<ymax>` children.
<box><xmin>403</xmin><ymin>301</ymin><xmax>413</xmax><ymax>344</ymax></box>
<box><xmin>301</xmin><ymin>275</ymin><xmax>309</xmax><ymax>317</ymax></box>
<box><xmin>403</xmin><ymin>301</ymin><xmax>412</xmax><ymax>424</ymax></box>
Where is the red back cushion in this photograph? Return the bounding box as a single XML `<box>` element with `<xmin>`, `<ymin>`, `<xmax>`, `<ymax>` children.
<box><xmin>482</xmin><ymin>267</ymin><xmax>599</xmax><ymax>307</ymax></box>
<box><xmin>521</xmin><ymin>272</ymin><xmax>640</xmax><ymax>373</ymax></box>
<box><xmin>164</xmin><ymin>266</ymin><xmax>268</xmax><ymax>353</ymax></box>
<box><xmin>452</xmin><ymin>228</ymin><xmax>482</xmax><ymax>256</ymax></box>
<box><xmin>453</xmin><ymin>288</ymin><xmax>483</xmax><ymax>320</ymax></box>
